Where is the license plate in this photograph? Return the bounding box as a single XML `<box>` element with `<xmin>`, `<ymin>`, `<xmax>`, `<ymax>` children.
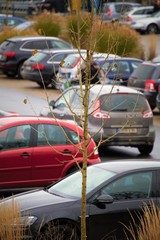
<box><xmin>25</xmin><ymin>66</ymin><xmax>32</xmax><ymax>71</ymax></box>
<box><xmin>116</xmin><ymin>128</ymin><xmax>137</xmax><ymax>133</ymax></box>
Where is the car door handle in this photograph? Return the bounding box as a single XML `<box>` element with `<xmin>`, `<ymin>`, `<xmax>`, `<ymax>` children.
<box><xmin>62</xmin><ymin>149</ymin><xmax>72</xmax><ymax>154</ymax></box>
<box><xmin>20</xmin><ymin>152</ymin><xmax>31</xmax><ymax>157</ymax></box>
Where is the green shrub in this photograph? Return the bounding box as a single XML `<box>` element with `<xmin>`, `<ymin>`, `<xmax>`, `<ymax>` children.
<box><xmin>65</xmin><ymin>15</ymin><xmax>145</xmax><ymax>59</ymax></box>
<box><xmin>32</xmin><ymin>12</ymin><xmax>64</xmax><ymax>37</ymax></box>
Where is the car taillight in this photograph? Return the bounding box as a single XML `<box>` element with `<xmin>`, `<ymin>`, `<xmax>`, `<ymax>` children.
<box><xmin>93</xmin><ymin>99</ymin><xmax>111</xmax><ymax>118</ymax></box>
<box><xmin>127</xmin><ymin>16</ymin><xmax>132</xmax><ymax>22</ymax></box>
<box><xmin>89</xmin><ymin>146</ymin><xmax>99</xmax><ymax>159</ymax></box>
<box><xmin>4</xmin><ymin>52</ymin><xmax>15</xmax><ymax>58</ymax></box>
<box><xmin>107</xmin><ymin>7</ymin><xmax>112</xmax><ymax>17</ymax></box>
<box><xmin>32</xmin><ymin>63</ymin><xmax>45</xmax><ymax>70</ymax></box>
<box><xmin>72</xmin><ymin>58</ymin><xmax>80</xmax><ymax>68</ymax></box>
<box><xmin>144</xmin><ymin>80</ymin><xmax>156</xmax><ymax>92</ymax></box>
<box><xmin>143</xmin><ymin>99</ymin><xmax>153</xmax><ymax>118</ymax></box>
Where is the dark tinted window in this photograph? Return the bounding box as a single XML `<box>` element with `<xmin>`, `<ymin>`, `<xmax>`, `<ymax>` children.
<box><xmin>100</xmin><ymin>93</ymin><xmax>149</xmax><ymax>112</ymax></box>
<box><xmin>131</xmin><ymin>64</ymin><xmax>156</xmax><ymax>79</ymax></box>
<box><xmin>100</xmin><ymin>171</ymin><xmax>152</xmax><ymax>200</ymax></box>
<box><xmin>22</xmin><ymin>40</ymin><xmax>49</xmax><ymax>50</ymax></box>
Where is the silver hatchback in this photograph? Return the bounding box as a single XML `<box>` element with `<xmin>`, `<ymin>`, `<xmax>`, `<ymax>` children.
<box><xmin>40</xmin><ymin>85</ymin><xmax>155</xmax><ymax>155</ymax></box>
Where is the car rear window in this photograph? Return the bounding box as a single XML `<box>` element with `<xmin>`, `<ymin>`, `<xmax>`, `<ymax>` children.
<box><xmin>100</xmin><ymin>93</ymin><xmax>148</xmax><ymax>112</ymax></box>
<box><xmin>131</xmin><ymin>64</ymin><xmax>156</xmax><ymax>79</ymax></box>
<box><xmin>0</xmin><ymin>40</ymin><xmax>16</xmax><ymax>50</ymax></box>
<box><xmin>62</xmin><ymin>55</ymin><xmax>80</xmax><ymax>68</ymax></box>
<box><xmin>28</xmin><ymin>52</ymin><xmax>47</xmax><ymax>62</ymax></box>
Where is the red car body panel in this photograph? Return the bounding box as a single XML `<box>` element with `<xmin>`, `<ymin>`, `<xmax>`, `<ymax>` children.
<box><xmin>0</xmin><ymin>116</ymin><xmax>100</xmax><ymax>189</ymax></box>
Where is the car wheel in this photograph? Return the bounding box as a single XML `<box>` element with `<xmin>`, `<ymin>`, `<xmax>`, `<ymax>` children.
<box><xmin>4</xmin><ymin>71</ymin><xmax>17</xmax><ymax>78</ymax></box>
<box><xmin>39</xmin><ymin>222</ymin><xmax>79</xmax><ymax>240</ymax></box>
<box><xmin>147</xmin><ymin>24</ymin><xmax>158</xmax><ymax>34</ymax></box>
<box><xmin>17</xmin><ymin>62</ymin><xmax>25</xmax><ymax>79</ymax></box>
<box><xmin>138</xmin><ymin>145</ymin><xmax>153</xmax><ymax>155</ymax></box>
<box><xmin>51</xmin><ymin>75</ymin><xmax>56</xmax><ymax>89</ymax></box>
<box><xmin>37</xmin><ymin>81</ymin><xmax>51</xmax><ymax>88</ymax></box>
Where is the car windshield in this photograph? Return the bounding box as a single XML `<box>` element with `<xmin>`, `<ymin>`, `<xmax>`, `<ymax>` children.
<box><xmin>48</xmin><ymin>165</ymin><xmax>116</xmax><ymax>198</ymax></box>
<box><xmin>100</xmin><ymin>93</ymin><xmax>148</xmax><ymax>112</ymax></box>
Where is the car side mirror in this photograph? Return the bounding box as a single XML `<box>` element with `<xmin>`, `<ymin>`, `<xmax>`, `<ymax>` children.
<box><xmin>49</xmin><ymin>100</ymin><xmax>56</xmax><ymax>109</ymax></box>
<box><xmin>97</xmin><ymin>194</ymin><xmax>114</xmax><ymax>204</ymax></box>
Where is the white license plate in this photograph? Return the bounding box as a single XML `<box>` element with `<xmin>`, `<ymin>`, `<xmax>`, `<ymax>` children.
<box><xmin>116</xmin><ymin>128</ymin><xmax>137</xmax><ymax>133</ymax></box>
<box><xmin>25</xmin><ymin>66</ymin><xmax>32</xmax><ymax>71</ymax></box>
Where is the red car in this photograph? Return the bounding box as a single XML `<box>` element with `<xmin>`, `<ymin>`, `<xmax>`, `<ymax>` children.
<box><xmin>0</xmin><ymin>116</ymin><xmax>100</xmax><ymax>193</ymax></box>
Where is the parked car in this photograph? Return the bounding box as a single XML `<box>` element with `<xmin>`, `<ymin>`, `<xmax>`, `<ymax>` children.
<box><xmin>36</xmin><ymin>0</ymin><xmax>55</xmax><ymax>12</ymax></box>
<box><xmin>0</xmin><ymin>14</ymin><xmax>26</xmax><ymax>31</ymax></box>
<box><xmin>0</xmin><ymin>109</ymin><xmax>19</xmax><ymax>117</ymax></box>
<box><xmin>40</xmin><ymin>84</ymin><xmax>155</xmax><ymax>155</ymax></box>
<box><xmin>130</xmin><ymin>10</ymin><xmax>160</xmax><ymax>34</ymax></box>
<box><xmin>128</xmin><ymin>61</ymin><xmax>160</xmax><ymax>110</ymax></box>
<box><xmin>0</xmin><ymin>36</ymin><xmax>72</xmax><ymax>78</ymax></box>
<box><xmin>152</xmin><ymin>55</ymin><xmax>160</xmax><ymax>63</ymax></box>
<box><xmin>13</xmin><ymin>20</ymin><xmax>34</xmax><ymax>31</ymax></box>
<box><xmin>21</xmin><ymin>49</ymin><xmax>86</xmax><ymax>88</ymax></box>
<box><xmin>0</xmin><ymin>116</ymin><xmax>100</xmax><ymax>194</ymax></box>
<box><xmin>101</xmin><ymin>2</ymin><xmax>141</xmax><ymax>22</ymax></box>
<box><xmin>100</xmin><ymin>57</ymin><xmax>143</xmax><ymax>86</ymax></box>
<box><xmin>1</xmin><ymin>160</ymin><xmax>159</xmax><ymax>240</ymax></box>
<box><xmin>120</xmin><ymin>6</ymin><xmax>154</xmax><ymax>24</ymax></box>
<box><xmin>56</xmin><ymin>52</ymin><xmax>119</xmax><ymax>90</ymax></box>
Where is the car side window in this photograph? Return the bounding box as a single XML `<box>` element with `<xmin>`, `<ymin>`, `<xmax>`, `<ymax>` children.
<box><xmin>100</xmin><ymin>171</ymin><xmax>152</xmax><ymax>201</ymax></box>
<box><xmin>37</xmin><ymin>124</ymin><xmax>69</xmax><ymax>146</ymax></box>
<box><xmin>50</xmin><ymin>53</ymin><xmax>68</xmax><ymax>62</ymax></box>
<box><xmin>22</xmin><ymin>41</ymin><xmax>48</xmax><ymax>50</ymax></box>
<box><xmin>0</xmin><ymin>125</ymin><xmax>31</xmax><ymax>150</ymax></box>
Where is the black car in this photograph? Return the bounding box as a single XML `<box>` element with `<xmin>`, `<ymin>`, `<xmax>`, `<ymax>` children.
<box><xmin>1</xmin><ymin>160</ymin><xmax>159</xmax><ymax>240</ymax></box>
<box><xmin>0</xmin><ymin>36</ymin><xmax>72</xmax><ymax>78</ymax></box>
<box><xmin>128</xmin><ymin>62</ymin><xmax>160</xmax><ymax>110</ymax></box>
<box><xmin>21</xmin><ymin>49</ymin><xmax>86</xmax><ymax>88</ymax></box>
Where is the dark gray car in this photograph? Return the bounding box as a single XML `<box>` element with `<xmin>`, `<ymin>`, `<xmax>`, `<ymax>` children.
<box><xmin>0</xmin><ymin>36</ymin><xmax>72</xmax><ymax>78</ymax></box>
<box><xmin>40</xmin><ymin>84</ymin><xmax>155</xmax><ymax>155</ymax></box>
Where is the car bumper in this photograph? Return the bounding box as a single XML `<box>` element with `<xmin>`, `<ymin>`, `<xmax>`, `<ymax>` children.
<box><xmin>21</xmin><ymin>71</ymin><xmax>52</xmax><ymax>83</ymax></box>
<box><xmin>89</xmin><ymin>127</ymin><xmax>155</xmax><ymax>147</ymax></box>
<box><xmin>0</xmin><ymin>62</ymin><xmax>18</xmax><ymax>74</ymax></box>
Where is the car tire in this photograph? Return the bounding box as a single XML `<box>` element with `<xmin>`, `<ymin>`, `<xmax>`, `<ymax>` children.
<box><xmin>138</xmin><ymin>145</ymin><xmax>153</xmax><ymax>155</ymax></box>
<box><xmin>4</xmin><ymin>71</ymin><xmax>17</xmax><ymax>78</ymax></box>
<box><xmin>17</xmin><ymin>62</ymin><xmax>25</xmax><ymax>79</ymax></box>
<box><xmin>37</xmin><ymin>81</ymin><xmax>51</xmax><ymax>88</ymax></box>
<box><xmin>51</xmin><ymin>75</ymin><xmax>56</xmax><ymax>89</ymax></box>
<box><xmin>39</xmin><ymin>222</ymin><xmax>79</xmax><ymax>240</ymax></box>
<box><xmin>147</xmin><ymin>24</ymin><xmax>158</xmax><ymax>34</ymax></box>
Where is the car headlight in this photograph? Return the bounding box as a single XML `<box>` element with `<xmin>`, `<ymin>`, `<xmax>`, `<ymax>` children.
<box><xmin>14</xmin><ymin>216</ymin><xmax>37</xmax><ymax>226</ymax></box>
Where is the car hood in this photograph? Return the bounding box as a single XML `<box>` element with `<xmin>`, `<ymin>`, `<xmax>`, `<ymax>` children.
<box><xmin>1</xmin><ymin>189</ymin><xmax>77</xmax><ymax>212</ymax></box>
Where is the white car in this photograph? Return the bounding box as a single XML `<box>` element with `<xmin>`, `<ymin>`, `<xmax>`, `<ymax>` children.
<box><xmin>121</xmin><ymin>6</ymin><xmax>154</xmax><ymax>24</ymax></box>
<box><xmin>130</xmin><ymin>11</ymin><xmax>160</xmax><ymax>34</ymax></box>
<box><xmin>56</xmin><ymin>52</ymin><xmax>119</xmax><ymax>90</ymax></box>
